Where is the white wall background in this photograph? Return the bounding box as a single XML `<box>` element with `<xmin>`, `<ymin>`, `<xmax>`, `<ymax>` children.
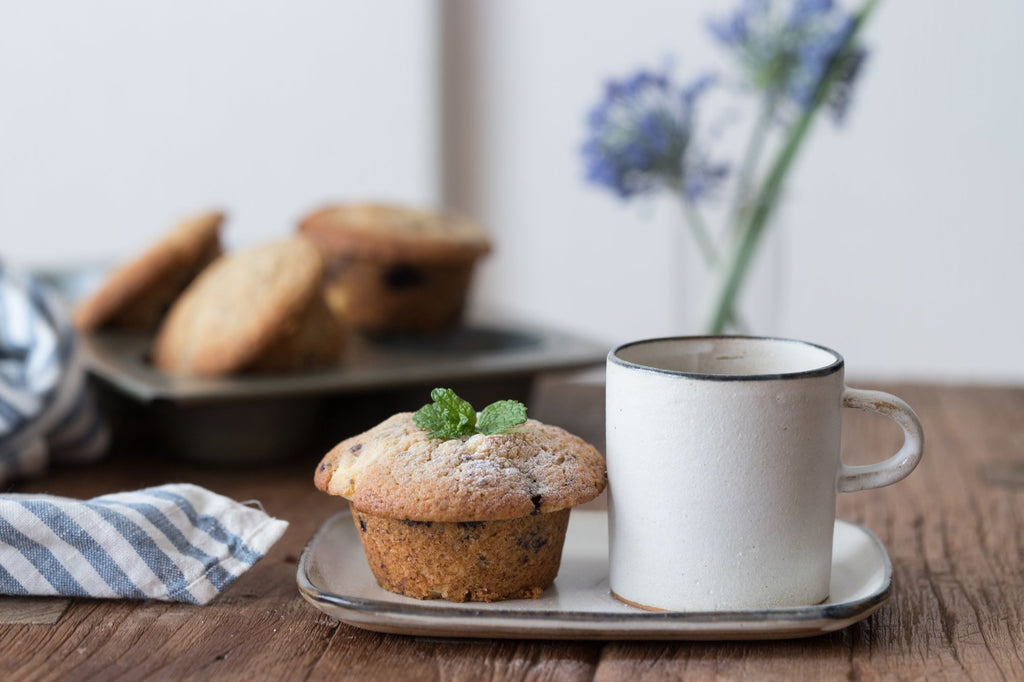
<box><xmin>447</xmin><ymin>0</ymin><xmax>1024</xmax><ymax>384</ymax></box>
<box><xmin>0</xmin><ymin>1</ymin><xmax>439</xmax><ymax>263</ymax></box>
<box><xmin>2</xmin><ymin>1</ymin><xmax>1021</xmax><ymax>384</ymax></box>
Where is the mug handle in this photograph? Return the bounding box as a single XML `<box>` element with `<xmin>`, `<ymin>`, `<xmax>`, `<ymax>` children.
<box><xmin>837</xmin><ymin>387</ymin><xmax>925</xmax><ymax>493</ymax></box>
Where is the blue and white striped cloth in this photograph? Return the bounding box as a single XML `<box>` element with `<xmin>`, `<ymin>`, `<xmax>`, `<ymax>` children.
<box><xmin>0</xmin><ymin>483</ymin><xmax>289</xmax><ymax>604</ymax></box>
<box><xmin>1</xmin><ymin>259</ymin><xmax>109</xmax><ymax>485</ymax></box>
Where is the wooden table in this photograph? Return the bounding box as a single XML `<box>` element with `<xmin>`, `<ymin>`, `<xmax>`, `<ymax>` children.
<box><xmin>2</xmin><ymin>376</ymin><xmax>1022</xmax><ymax>680</ymax></box>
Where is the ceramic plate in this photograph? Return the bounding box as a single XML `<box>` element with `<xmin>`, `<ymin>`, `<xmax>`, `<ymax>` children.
<box><xmin>297</xmin><ymin>509</ymin><xmax>892</xmax><ymax>640</ymax></box>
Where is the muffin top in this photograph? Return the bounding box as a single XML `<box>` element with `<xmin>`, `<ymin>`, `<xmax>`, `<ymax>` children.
<box><xmin>151</xmin><ymin>237</ymin><xmax>328</xmax><ymax>375</ymax></box>
<box><xmin>298</xmin><ymin>202</ymin><xmax>491</xmax><ymax>264</ymax></box>
<box><xmin>314</xmin><ymin>413</ymin><xmax>606</xmax><ymax>522</ymax></box>
<box><xmin>74</xmin><ymin>210</ymin><xmax>223</xmax><ymax>331</ymax></box>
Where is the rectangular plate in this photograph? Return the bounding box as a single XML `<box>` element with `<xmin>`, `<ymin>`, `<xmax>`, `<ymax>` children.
<box><xmin>297</xmin><ymin>509</ymin><xmax>892</xmax><ymax>640</ymax></box>
<box><xmin>81</xmin><ymin>323</ymin><xmax>607</xmax><ymax>405</ymax></box>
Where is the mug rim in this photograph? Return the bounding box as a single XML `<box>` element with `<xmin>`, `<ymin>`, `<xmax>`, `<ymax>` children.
<box><xmin>608</xmin><ymin>335</ymin><xmax>845</xmax><ymax>381</ymax></box>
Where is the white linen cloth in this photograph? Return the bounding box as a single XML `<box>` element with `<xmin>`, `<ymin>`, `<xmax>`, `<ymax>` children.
<box><xmin>0</xmin><ymin>483</ymin><xmax>289</xmax><ymax>604</ymax></box>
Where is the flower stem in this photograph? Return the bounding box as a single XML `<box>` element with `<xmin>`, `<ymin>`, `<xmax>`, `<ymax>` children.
<box><xmin>702</xmin><ymin>0</ymin><xmax>881</xmax><ymax>334</ymax></box>
<box><xmin>681</xmin><ymin>200</ymin><xmax>719</xmax><ymax>267</ymax></box>
<box><xmin>728</xmin><ymin>98</ymin><xmax>776</xmax><ymax>236</ymax></box>
<box><xmin>680</xmin><ymin>197</ymin><xmax>747</xmax><ymax>332</ymax></box>
<box><xmin>680</xmin><ymin>197</ymin><xmax>753</xmax><ymax>332</ymax></box>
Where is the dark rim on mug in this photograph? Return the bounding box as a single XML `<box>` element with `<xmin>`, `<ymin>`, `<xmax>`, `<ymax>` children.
<box><xmin>608</xmin><ymin>335</ymin><xmax>845</xmax><ymax>382</ymax></box>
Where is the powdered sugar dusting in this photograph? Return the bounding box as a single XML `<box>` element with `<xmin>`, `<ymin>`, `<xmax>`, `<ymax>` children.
<box><xmin>315</xmin><ymin>412</ymin><xmax>606</xmax><ymax>521</ymax></box>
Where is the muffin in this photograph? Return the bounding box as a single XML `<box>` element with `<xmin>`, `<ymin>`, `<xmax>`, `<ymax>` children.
<box><xmin>314</xmin><ymin>412</ymin><xmax>606</xmax><ymax>602</ymax></box>
<box><xmin>152</xmin><ymin>237</ymin><xmax>345</xmax><ymax>375</ymax></box>
<box><xmin>297</xmin><ymin>202</ymin><xmax>490</xmax><ymax>335</ymax></box>
<box><xmin>74</xmin><ymin>210</ymin><xmax>224</xmax><ymax>331</ymax></box>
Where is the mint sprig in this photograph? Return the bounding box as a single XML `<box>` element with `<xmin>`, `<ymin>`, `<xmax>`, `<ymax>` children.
<box><xmin>413</xmin><ymin>388</ymin><xmax>527</xmax><ymax>439</ymax></box>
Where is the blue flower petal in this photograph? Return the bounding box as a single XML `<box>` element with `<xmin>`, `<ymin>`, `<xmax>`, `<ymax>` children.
<box><xmin>707</xmin><ymin>0</ymin><xmax>867</xmax><ymax>119</ymax></box>
<box><xmin>581</xmin><ymin>66</ymin><xmax>728</xmax><ymax>201</ymax></box>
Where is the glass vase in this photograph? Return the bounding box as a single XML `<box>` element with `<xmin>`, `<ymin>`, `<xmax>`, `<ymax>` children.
<box><xmin>671</xmin><ymin>201</ymin><xmax>786</xmax><ymax>337</ymax></box>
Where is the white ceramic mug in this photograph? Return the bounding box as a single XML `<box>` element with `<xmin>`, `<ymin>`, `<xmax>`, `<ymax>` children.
<box><xmin>606</xmin><ymin>336</ymin><xmax>924</xmax><ymax>612</ymax></box>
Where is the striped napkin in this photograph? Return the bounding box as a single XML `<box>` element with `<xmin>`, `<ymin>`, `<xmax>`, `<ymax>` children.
<box><xmin>0</xmin><ymin>259</ymin><xmax>109</xmax><ymax>485</ymax></box>
<box><xmin>0</xmin><ymin>483</ymin><xmax>289</xmax><ymax>604</ymax></box>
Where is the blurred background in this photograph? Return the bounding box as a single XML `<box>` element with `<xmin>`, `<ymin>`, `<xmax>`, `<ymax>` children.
<box><xmin>2</xmin><ymin>0</ymin><xmax>1021</xmax><ymax>384</ymax></box>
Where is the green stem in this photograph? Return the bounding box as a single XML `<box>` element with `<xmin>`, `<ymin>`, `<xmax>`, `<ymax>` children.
<box><xmin>681</xmin><ymin>199</ymin><xmax>719</xmax><ymax>267</ymax></box>
<box><xmin>702</xmin><ymin>0</ymin><xmax>881</xmax><ymax>334</ymax></box>
<box><xmin>728</xmin><ymin>98</ymin><xmax>776</xmax><ymax>236</ymax></box>
<box><xmin>680</xmin><ymin>197</ymin><xmax>747</xmax><ymax>332</ymax></box>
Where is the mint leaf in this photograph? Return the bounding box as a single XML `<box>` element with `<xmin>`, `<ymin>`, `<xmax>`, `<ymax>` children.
<box><xmin>431</xmin><ymin>387</ymin><xmax>477</xmax><ymax>434</ymax></box>
<box><xmin>411</xmin><ymin>401</ymin><xmax>448</xmax><ymax>437</ymax></box>
<box><xmin>477</xmin><ymin>399</ymin><xmax>528</xmax><ymax>435</ymax></box>
<box><xmin>413</xmin><ymin>388</ymin><xmax>527</xmax><ymax>439</ymax></box>
<box><xmin>413</xmin><ymin>388</ymin><xmax>477</xmax><ymax>438</ymax></box>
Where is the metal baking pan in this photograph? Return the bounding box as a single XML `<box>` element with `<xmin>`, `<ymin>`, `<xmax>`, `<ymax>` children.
<box><xmin>82</xmin><ymin>324</ymin><xmax>608</xmax><ymax>463</ymax></box>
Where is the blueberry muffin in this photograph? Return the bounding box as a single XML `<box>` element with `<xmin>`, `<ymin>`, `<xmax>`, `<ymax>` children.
<box><xmin>74</xmin><ymin>210</ymin><xmax>223</xmax><ymax>331</ymax></box>
<box><xmin>297</xmin><ymin>203</ymin><xmax>490</xmax><ymax>335</ymax></box>
<box><xmin>152</xmin><ymin>237</ymin><xmax>345</xmax><ymax>375</ymax></box>
<box><xmin>314</xmin><ymin>412</ymin><xmax>606</xmax><ymax>602</ymax></box>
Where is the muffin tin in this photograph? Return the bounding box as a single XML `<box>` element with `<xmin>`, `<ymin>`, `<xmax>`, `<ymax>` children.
<box><xmin>81</xmin><ymin>323</ymin><xmax>607</xmax><ymax>462</ymax></box>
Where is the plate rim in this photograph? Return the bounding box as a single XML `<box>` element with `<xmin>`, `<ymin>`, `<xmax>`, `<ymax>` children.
<box><xmin>296</xmin><ymin>509</ymin><xmax>892</xmax><ymax>640</ymax></box>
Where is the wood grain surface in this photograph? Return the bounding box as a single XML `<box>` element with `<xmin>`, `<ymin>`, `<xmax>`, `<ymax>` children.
<box><xmin>1</xmin><ymin>377</ymin><xmax>1021</xmax><ymax>681</ymax></box>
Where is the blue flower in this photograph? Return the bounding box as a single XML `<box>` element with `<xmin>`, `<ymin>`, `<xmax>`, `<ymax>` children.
<box><xmin>581</xmin><ymin>69</ymin><xmax>727</xmax><ymax>201</ymax></box>
<box><xmin>579</xmin><ymin>0</ymin><xmax>880</xmax><ymax>335</ymax></box>
<box><xmin>708</xmin><ymin>0</ymin><xmax>866</xmax><ymax>121</ymax></box>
